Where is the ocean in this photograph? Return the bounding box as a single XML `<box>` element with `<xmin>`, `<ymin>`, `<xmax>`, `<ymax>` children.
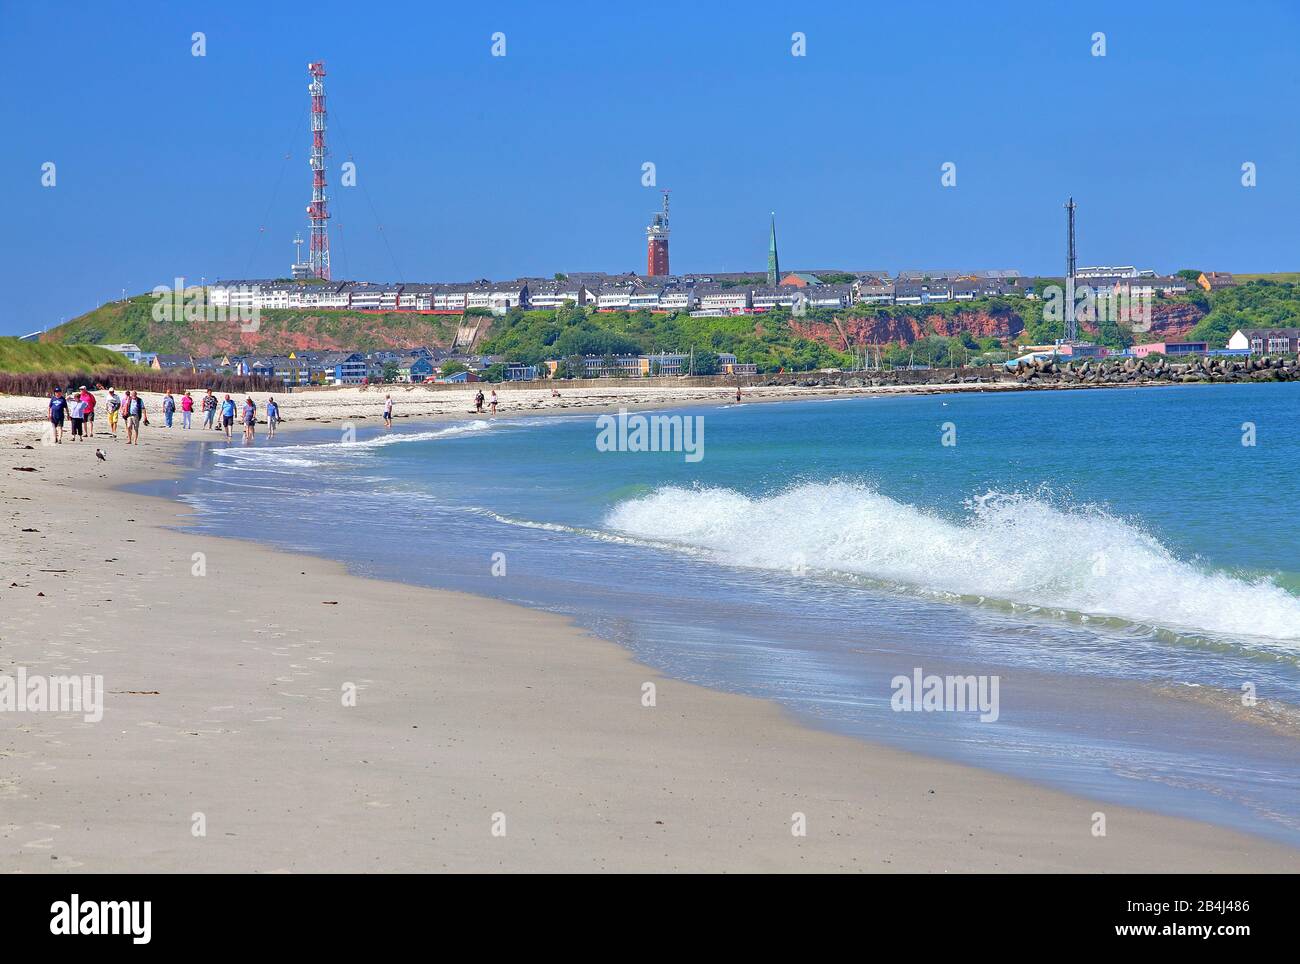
<box><xmin>162</xmin><ymin>383</ymin><xmax>1300</xmax><ymax>846</ymax></box>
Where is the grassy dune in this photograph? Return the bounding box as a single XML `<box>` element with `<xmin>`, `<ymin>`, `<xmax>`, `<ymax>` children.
<box><xmin>0</xmin><ymin>337</ymin><xmax>132</xmax><ymax>374</ymax></box>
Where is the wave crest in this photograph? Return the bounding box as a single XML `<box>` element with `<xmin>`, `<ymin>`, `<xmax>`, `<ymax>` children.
<box><xmin>605</xmin><ymin>482</ymin><xmax>1300</xmax><ymax>645</ymax></box>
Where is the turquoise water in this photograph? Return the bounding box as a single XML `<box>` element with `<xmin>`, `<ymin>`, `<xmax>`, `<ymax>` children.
<box><xmin>170</xmin><ymin>383</ymin><xmax>1300</xmax><ymax>847</ymax></box>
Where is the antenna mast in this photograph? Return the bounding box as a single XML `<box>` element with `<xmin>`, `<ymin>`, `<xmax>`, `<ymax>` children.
<box><xmin>307</xmin><ymin>61</ymin><xmax>331</xmax><ymax>280</ymax></box>
<box><xmin>1064</xmin><ymin>196</ymin><xmax>1077</xmax><ymax>343</ymax></box>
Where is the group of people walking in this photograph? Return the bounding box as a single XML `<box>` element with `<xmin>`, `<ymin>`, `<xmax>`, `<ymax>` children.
<box><xmin>193</xmin><ymin>389</ymin><xmax>280</xmax><ymax>440</ymax></box>
<box><xmin>49</xmin><ymin>382</ymin><xmax>524</xmax><ymax>449</ymax></box>
<box><xmin>48</xmin><ymin>386</ymin><xmax>280</xmax><ymax>445</ymax></box>
<box><xmin>47</xmin><ymin>386</ymin><xmax>149</xmax><ymax>445</ymax></box>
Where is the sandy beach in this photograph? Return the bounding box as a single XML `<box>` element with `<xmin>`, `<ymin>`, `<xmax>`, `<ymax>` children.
<box><xmin>0</xmin><ymin>376</ymin><xmax>1094</xmax><ymax>443</ymax></box>
<box><xmin>2</xmin><ymin>389</ymin><xmax>1297</xmax><ymax>873</ymax></box>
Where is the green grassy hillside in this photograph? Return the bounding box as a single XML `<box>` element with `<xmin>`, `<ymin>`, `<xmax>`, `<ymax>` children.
<box><xmin>41</xmin><ymin>291</ymin><xmax>461</xmax><ymax>356</ymax></box>
<box><xmin>0</xmin><ymin>337</ymin><xmax>134</xmax><ymax>374</ymax></box>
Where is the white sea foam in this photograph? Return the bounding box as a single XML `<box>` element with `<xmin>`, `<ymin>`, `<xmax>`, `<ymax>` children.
<box><xmin>605</xmin><ymin>482</ymin><xmax>1300</xmax><ymax>645</ymax></box>
<box><xmin>211</xmin><ymin>420</ymin><xmax>496</xmax><ymax>468</ymax></box>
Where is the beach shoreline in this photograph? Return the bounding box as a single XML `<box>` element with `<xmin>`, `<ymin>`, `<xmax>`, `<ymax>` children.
<box><xmin>2</xmin><ymin>401</ymin><xmax>1298</xmax><ymax>872</ymax></box>
<box><xmin>0</xmin><ymin>374</ymin><xmax>1243</xmax><ymax>443</ymax></box>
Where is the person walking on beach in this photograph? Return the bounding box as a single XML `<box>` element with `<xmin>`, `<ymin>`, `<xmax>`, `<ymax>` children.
<box><xmin>201</xmin><ymin>389</ymin><xmax>217</xmax><ymax>430</ymax></box>
<box><xmin>220</xmin><ymin>394</ymin><xmax>236</xmax><ymax>440</ymax></box>
<box><xmin>47</xmin><ymin>388</ymin><xmax>66</xmax><ymax>444</ymax></box>
<box><xmin>489</xmin><ymin>389</ymin><xmax>498</xmax><ymax>415</ymax></box>
<box><xmin>474</xmin><ymin>389</ymin><xmax>485</xmax><ymax>413</ymax></box>
<box><xmin>181</xmin><ymin>390</ymin><xmax>194</xmax><ymax>429</ymax></box>
<box><xmin>162</xmin><ymin>391</ymin><xmax>176</xmax><ymax>429</ymax></box>
<box><xmin>124</xmin><ymin>391</ymin><xmax>145</xmax><ymax>445</ymax></box>
<box><xmin>383</xmin><ymin>394</ymin><xmax>393</xmax><ymax>428</ymax></box>
<box><xmin>266</xmin><ymin>396</ymin><xmax>280</xmax><ymax>438</ymax></box>
<box><xmin>106</xmin><ymin>389</ymin><xmax>121</xmax><ymax>437</ymax></box>
<box><xmin>133</xmin><ymin>391</ymin><xmax>147</xmax><ymax>443</ymax></box>
<box><xmin>242</xmin><ymin>397</ymin><xmax>257</xmax><ymax>441</ymax></box>
<box><xmin>80</xmin><ymin>386</ymin><xmax>96</xmax><ymax>438</ymax></box>
<box><xmin>68</xmin><ymin>392</ymin><xmax>85</xmax><ymax>441</ymax></box>
<box><xmin>122</xmin><ymin>392</ymin><xmax>135</xmax><ymax>444</ymax></box>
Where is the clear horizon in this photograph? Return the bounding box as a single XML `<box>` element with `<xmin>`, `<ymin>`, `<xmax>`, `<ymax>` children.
<box><xmin>2</xmin><ymin>0</ymin><xmax>1297</xmax><ymax>335</ymax></box>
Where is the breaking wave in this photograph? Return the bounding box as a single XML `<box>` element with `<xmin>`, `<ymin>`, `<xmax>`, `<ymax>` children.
<box><xmin>605</xmin><ymin>482</ymin><xmax>1300</xmax><ymax>647</ymax></box>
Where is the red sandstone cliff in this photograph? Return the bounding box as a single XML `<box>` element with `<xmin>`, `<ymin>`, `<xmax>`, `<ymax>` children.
<box><xmin>790</xmin><ymin>308</ymin><xmax>1026</xmax><ymax>349</ymax></box>
<box><xmin>789</xmin><ymin>299</ymin><xmax>1206</xmax><ymax>349</ymax></box>
<box><xmin>1121</xmin><ymin>301</ymin><xmax>1206</xmax><ymax>342</ymax></box>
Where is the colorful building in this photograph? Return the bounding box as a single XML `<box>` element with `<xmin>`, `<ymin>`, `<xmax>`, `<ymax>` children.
<box><xmin>1131</xmin><ymin>341</ymin><xmax>1209</xmax><ymax>357</ymax></box>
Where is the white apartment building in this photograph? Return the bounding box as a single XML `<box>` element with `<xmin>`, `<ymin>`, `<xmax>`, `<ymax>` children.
<box><xmin>529</xmin><ymin>281</ymin><xmax>591</xmax><ymax>309</ymax></box>
<box><xmin>489</xmin><ymin>283</ymin><xmax>528</xmax><ymax>312</ymax></box>
<box><xmin>465</xmin><ymin>286</ymin><xmax>496</xmax><ymax>311</ymax></box>
<box><xmin>1077</xmin><ymin>266</ymin><xmax>1140</xmax><ymax>279</ymax></box>
<box><xmin>379</xmin><ymin>284</ymin><xmax>403</xmax><ymax>310</ymax></box>
<box><xmin>432</xmin><ymin>285</ymin><xmax>471</xmax><ymax>311</ymax></box>
<box><xmin>97</xmin><ymin>343</ymin><xmax>145</xmax><ymax>364</ymax></box>
<box><xmin>855</xmin><ymin>282</ymin><xmax>895</xmax><ymax>304</ymax></box>
<box><xmin>803</xmin><ymin>284</ymin><xmax>852</xmax><ymax>309</ymax></box>
<box><xmin>399</xmin><ymin>284</ymin><xmax>435</xmax><ymax>310</ymax></box>
<box><xmin>696</xmin><ymin>286</ymin><xmax>752</xmax><ymax>311</ymax></box>
<box><xmin>345</xmin><ymin>283</ymin><xmax>385</xmax><ymax>309</ymax></box>
<box><xmin>658</xmin><ymin>285</ymin><xmax>696</xmax><ymax>312</ymax></box>
<box><xmin>628</xmin><ymin>288</ymin><xmax>663</xmax><ymax>311</ymax></box>
<box><xmin>596</xmin><ymin>283</ymin><xmax>635</xmax><ymax>310</ymax></box>
<box><xmin>291</xmin><ymin>285</ymin><xmax>350</xmax><ymax>309</ymax></box>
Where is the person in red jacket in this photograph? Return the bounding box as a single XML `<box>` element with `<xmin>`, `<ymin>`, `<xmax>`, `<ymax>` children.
<box><xmin>79</xmin><ymin>386</ymin><xmax>97</xmax><ymax>439</ymax></box>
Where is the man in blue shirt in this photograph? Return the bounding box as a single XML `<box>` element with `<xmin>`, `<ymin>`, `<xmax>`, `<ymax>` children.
<box><xmin>220</xmin><ymin>395</ymin><xmax>237</xmax><ymax>440</ymax></box>
<box><xmin>266</xmin><ymin>396</ymin><xmax>280</xmax><ymax>439</ymax></box>
<box><xmin>48</xmin><ymin>388</ymin><xmax>67</xmax><ymax>444</ymax></box>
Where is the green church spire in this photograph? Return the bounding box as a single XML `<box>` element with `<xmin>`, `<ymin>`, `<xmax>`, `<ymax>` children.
<box><xmin>767</xmin><ymin>212</ymin><xmax>780</xmax><ymax>285</ymax></box>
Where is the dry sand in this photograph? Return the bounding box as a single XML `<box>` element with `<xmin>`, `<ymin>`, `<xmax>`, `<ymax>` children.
<box><xmin>1</xmin><ymin>389</ymin><xmax>1297</xmax><ymax>872</ymax></box>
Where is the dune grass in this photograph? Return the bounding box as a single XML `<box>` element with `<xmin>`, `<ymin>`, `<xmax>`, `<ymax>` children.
<box><xmin>0</xmin><ymin>337</ymin><xmax>130</xmax><ymax>375</ymax></box>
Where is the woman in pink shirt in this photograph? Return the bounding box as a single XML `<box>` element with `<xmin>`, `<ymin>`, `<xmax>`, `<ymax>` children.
<box><xmin>79</xmin><ymin>387</ymin><xmax>96</xmax><ymax>438</ymax></box>
<box><xmin>180</xmin><ymin>391</ymin><xmax>194</xmax><ymax>429</ymax></box>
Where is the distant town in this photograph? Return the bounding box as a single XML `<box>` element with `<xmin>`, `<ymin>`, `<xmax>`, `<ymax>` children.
<box><xmin>209</xmin><ymin>266</ymin><xmax>1210</xmax><ymax>311</ymax></box>
<box><xmin>66</xmin><ymin>266</ymin><xmax>1300</xmax><ymax>388</ymax></box>
<box><xmin>88</xmin><ymin>341</ymin><xmax>750</xmax><ymax>386</ymax></box>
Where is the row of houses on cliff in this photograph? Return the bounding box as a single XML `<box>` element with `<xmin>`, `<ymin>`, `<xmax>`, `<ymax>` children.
<box><xmin>203</xmin><ymin>269</ymin><xmax>1235</xmax><ymax>318</ymax></box>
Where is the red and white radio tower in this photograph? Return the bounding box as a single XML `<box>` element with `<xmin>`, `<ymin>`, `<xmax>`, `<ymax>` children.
<box><xmin>306</xmin><ymin>61</ymin><xmax>331</xmax><ymax>280</ymax></box>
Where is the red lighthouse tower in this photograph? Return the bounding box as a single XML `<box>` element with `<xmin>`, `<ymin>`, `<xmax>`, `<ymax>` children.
<box><xmin>646</xmin><ymin>190</ymin><xmax>670</xmax><ymax>276</ymax></box>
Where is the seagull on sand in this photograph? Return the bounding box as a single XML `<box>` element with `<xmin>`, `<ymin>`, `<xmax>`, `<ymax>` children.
<box><xmin>95</xmin><ymin>448</ymin><xmax>107</xmax><ymax>462</ymax></box>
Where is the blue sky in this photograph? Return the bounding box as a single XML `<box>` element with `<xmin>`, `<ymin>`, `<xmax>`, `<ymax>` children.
<box><xmin>2</xmin><ymin>0</ymin><xmax>1297</xmax><ymax>334</ymax></box>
